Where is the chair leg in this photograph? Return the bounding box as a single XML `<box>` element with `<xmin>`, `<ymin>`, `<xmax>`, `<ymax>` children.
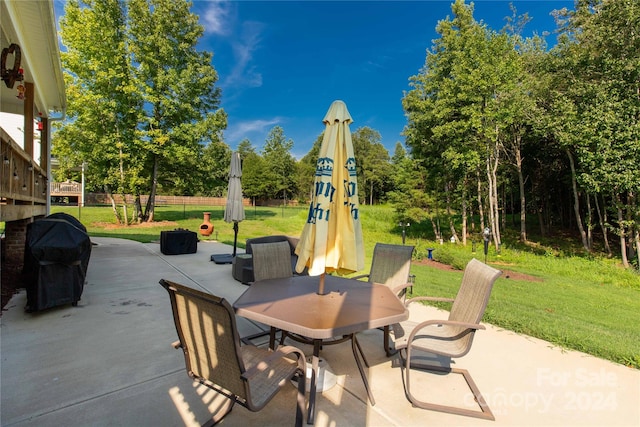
<box><xmin>294</xmin><ymin>368</ymin><xmax>306</xmax><ymax>427</ymax></box>
<box><xmin>351</xmin><ymin>335</ymin><xmax>375</xmax><ymax>405</ymax></box>
<box><xmin>402</xmin><ymin>353</ymin><xmax>495</xmax><ymax>421</ymax></box>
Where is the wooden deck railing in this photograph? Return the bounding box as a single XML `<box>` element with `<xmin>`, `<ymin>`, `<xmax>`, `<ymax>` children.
<box><xmin>0</xmin><ymin>132</ymin><xmax>47</xmax><ymax>222</ymax></box>
<box><xmin>50</xmin><ymin>181</ymin><xmax>82</xmax><ymax>196</ymax></box>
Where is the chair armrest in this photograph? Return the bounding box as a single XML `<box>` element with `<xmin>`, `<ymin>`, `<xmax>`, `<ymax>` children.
<box><xmin>286</xmin><ymin>236</ymin><xmax>300</xmax><ymax>254</ymax></box>
<box><xmin>233</xmin><ymin>254</ymin><xmax>253</xmax><ymax>268</ymax></box>
<box><xmin>395</xmin><ymin>319</ymin><xmax>486</xmax><ymax>356</ymax></box>
<box><xmin>391</xmin><ymin>282</ymin><xmax>415</xmax><ymax>297</ymax></box>
<box><xmin>407</xmin><ymin>319</ymin><xmax>485</xmax><ymax>342</ymax></box>
<box><xmin>351</xmin><ymin>273</ymin><xmax>370</xmax><ymax>281</ymax></box>
<box><xmin>242</xmin><ymin>345</ymin><xmax>306</xmax><ymax>380</ymax></box>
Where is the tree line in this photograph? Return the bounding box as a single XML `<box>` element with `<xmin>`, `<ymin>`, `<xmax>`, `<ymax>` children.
<box><xmin>400</xmin><ymin>0</ymin><xmax>639</xmax><ymax>268</ymax></box>
<box><xmin>52</xmin><ymin>0</ymin><xmax>639</xmax><ymax>268</ymax></box>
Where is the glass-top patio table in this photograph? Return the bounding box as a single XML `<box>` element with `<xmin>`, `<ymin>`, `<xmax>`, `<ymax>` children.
<box><xmin>233</xmin><ymin>274</ymin><xmax>409</xmax><ymax>424</ymax></box>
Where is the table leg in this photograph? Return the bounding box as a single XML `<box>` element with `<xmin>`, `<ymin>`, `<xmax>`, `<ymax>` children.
<box><xmin>269</xmin><ymin>327</ymin><xmax>277</xmax><ymax>350</ymax></box>
<box><xmin>307</xmin><ymin>339</ymin><xmax>321</xmax><ymax>425</ymax></box>
<box><xmin>351</xmin><ymin>334</ymin><xmax>376</xmax><ymax>405</ymax></box>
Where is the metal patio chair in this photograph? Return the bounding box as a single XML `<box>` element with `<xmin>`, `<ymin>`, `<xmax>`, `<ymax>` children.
<box><xmin>251</xmin><ymin>241</ymin><xmax>294</xmax><ymax>282</ymax></box>
<box><xmin>247</xmin><ymin>241</ymin><xmax>293</xmax><ymax>347</ymax></box>
<box><xmin>159</xmin><ymin>279</ymin><xmax>306</xmax><ymax>426</ymax></box>
<box><xmin>390</xmin><ymin>258</ymin><xmax>501</xmax><ymax>420</ymax></box>
<box><xmin>353</xmin><ymin>243</ymin><xmax>415</xmax><ymax>356</ymax></box>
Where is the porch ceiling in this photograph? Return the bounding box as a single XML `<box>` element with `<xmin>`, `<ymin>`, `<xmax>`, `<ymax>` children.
<box><xmin>1</xmin><ymin>0</ymin><xmax>66</xmax><ymax>118</ymax></box>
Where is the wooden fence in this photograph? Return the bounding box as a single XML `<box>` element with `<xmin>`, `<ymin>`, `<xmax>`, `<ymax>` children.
<box><xmin>84</xmin><ymin>193</ymin><xmax>251</xmax><ymax>206</ymax></box>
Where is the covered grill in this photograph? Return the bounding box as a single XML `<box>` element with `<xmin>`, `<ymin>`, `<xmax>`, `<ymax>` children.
<box><xmin>23</xmin><ymin>213</ymin><xmax>91</xmax><ymax>312</ymax></box>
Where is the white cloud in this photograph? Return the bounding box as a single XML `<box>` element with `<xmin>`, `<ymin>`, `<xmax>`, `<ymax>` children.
<box><xmin>226</xmin><ymin>117</ymin><xmax>282</xmax><ymax>144</ymax></box>
<box><xmin>201</xmin><ymin>0</ymin><xmax>232</xmax><ymax>36</ymax></box>
<box><xmin>225</xmin><ymin>21</ymin><xmax>265</xmax><ymax>88</ymax></box>
<box><xmin>198</xmin><ymin>2</ymin><xmax>265</xmax><ymax>90</ymax></box>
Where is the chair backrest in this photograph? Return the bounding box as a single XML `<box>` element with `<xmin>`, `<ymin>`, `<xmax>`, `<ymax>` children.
<box><xmin>252</xmin><ymin>241</ymin><xmax>293</xmax><ymax>281</ymax></box>
<box><xmin>246</xmin><ymin>235</ymin><xmax>295</xmax><ymax>255</ymax></box>
<box><xmin>159</xmin><ymin>279</ymin><xmax>247</xmax><ymax>400</ymax></box>
<box><xmin>448</xmin><ymin>259</ymin><xmax>502</xmax><ymax>350</ymax></box>
<box><xmin>368</xmin><ymin>243</ymin><xmax>414</xmax><ymax>290</ymax></box>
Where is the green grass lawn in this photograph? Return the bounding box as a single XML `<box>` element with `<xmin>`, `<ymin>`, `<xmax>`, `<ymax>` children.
<box><xmin>48</xmin><ymin>204</ymin><xmax>640</xmax><ymax>369</ymax></box>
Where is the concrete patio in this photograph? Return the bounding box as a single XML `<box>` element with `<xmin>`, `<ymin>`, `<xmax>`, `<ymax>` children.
<box><xmin>1</xmin><ymin>237</ymin><xmax>638</xmax><ymax>426</ymax></box>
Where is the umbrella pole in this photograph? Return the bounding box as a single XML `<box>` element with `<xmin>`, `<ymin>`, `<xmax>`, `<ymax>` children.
<box><xmin>318</xmin><ymin>273</ymin><xmax>326</xmax><ymax>295</ymax></box>
<box><xmin>232</xmin><ymin>222</ymin><xmax>239</xmax><ymax>257</ymax></box>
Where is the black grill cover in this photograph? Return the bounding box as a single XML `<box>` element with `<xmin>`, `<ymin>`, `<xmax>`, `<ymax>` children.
<box><xmin>23</xmin><ymin>213</ymin><xmax>91</xmax><ymax>311</ymax></box>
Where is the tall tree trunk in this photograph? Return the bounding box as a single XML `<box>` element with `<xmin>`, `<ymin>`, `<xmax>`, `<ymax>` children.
<box><xmin>435</xmin><ymin>195</ymin><xmax>442</xmax><ymax>243</ymax></box>
<box><xmin>586</xmin><ymin>193</ymin><xmax>593</xmax><ymax>250</ymax></box>
<box><xmin>634</xmin><ymin>227</ymin><xmax>640</xmax><ymax>272</ymax></box>
<box><xmin>616</xmin><ymin>193</ymin><xmax>629</xmax><ymax>268</ymax></box>
<box><xmin>594</xmin><ymin>193</ymin><xmax>612</xmax><ymax>256</ymax></box>
<box><xmin>631</xmin><ymin>191</ymin><xmax>640</xmax><ymax>270</ymax></box>
<box><xmin>134</xmin><ymin>194</ymin><xmax>143</xmax><ymax>224</ymax></box>
<box><xmin>144</xmin><ymin>154</ymin><xmax>159</xmax><ymax>222</ymax></box>
<box><xmin>369</xmin><ymin>181</ymin><xmax>373</xmax><ymax>206</ymax></box>
<box><xmin>118</xmin><ymin>144</ymin><xmax>128</xmax><ymax>226</ymax></box>
<box><xmin>461</xmin><ymin>173</ymin><xmax>468</xmax><ymax>245</ymax></box>
<box><xmin>105</xmin><ymin>185</ymin><xmax>122</xmax><ymax>225</ymax></box>
<box><xmin>538</xmin><ymin>209</ymin><xmax>546</xmax><ymax>236</ymax></box>
<box><xmin>121</xmin><ymin>200</ymin><xmax>129</xmax><ymax>226</ymax></box>
<box><xmin>501</xmin><ymin>183</ymin><xmax>506</xmax><ymax>231</ymax></box>
<box><xmin>477</xmin><ymin>169</ymin><xmax>485</xmax><ymax>232</ymax></box>
<box><xmin>445</xmin><ymin>181</ymin><xmax>458</xmax><ymax>242</ymax></box>
<box><xmin>429</xmin><ymin>217</ymin><xmax>440</xmax><ymax>242</ymax></box>
<box><xmin>515</xmin><ymin>142</ymin><xmax>527</xmax><ymax>242</ymax></box>
<box><xmin>487</xmin><ymin>140</ymin><xmax>501</xmax><ymax>249</ymax></box>
<box><xmin>566</xmin><ymin>149</ymin><xmax>589</xmax><ymax>252</ymax></box>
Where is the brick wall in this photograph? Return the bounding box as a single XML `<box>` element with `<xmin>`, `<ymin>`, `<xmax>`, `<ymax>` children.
<box><xmin>1</xmin><ymin>217</ymin><xmax>34</xmax><ymax>289</ymax></box>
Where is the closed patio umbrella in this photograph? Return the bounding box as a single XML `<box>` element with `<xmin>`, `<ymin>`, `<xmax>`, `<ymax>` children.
<box><xmin>295</xmin><ymin>100</ymin><xmax>364</xmax><ymax>294</ymax></box>
<box><xmin>211</xmin><ymin>152</ymin><xmax>245</xmax><ymax>264</ymax></box>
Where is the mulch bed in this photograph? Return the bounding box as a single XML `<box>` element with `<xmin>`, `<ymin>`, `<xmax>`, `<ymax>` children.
<box><xmin>415</xmin><ymin>259</ymin><xmax>542</xmax><ymax>282</ymax></box>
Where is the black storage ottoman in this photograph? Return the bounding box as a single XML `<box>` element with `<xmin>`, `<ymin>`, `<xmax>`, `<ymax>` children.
<box><xmin>160</xmin><ymin>230</ymin><xmax>198</xmax><ymax>255</ymax></box>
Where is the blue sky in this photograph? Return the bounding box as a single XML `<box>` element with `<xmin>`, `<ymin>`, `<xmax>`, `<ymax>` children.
<box><xmin>55</xmin><ymin>0</ymin><xmax>575</xmax><ymax>158</ymax></box>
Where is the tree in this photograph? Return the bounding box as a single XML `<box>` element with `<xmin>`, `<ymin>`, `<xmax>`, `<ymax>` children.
<box><xmin>404</xmin><ymin>0</ymin><xmax>514</xmax><ymax>247</ymax></box>
<box><xmin>388</xmin><ymin>148</ymin><xmax>442</xmax><ymax>240</ymax></box>
<box><xmin>545</xmin><ymin>0</ymin><xmax>640</xmax><ymax>266</ymax></box>
<box><xmin>261</xmin><ymin>126</ymin><xmax>297</xmax><ymax>201</ymax></box>
<box><xmin>57</xmin><ymin>0</ymin><xmax>143</xmax><ymax>224</ymax></box>
<box><xmin>198</xmin><ymin>141</ymin><xmax>231</xmax><ymax>197</ymax></box>
<box><xmin>351</xmin><ymin>127</ymin><xmax>391</xmax><ymax>205</ymax></box>
<box><xmin>296</xmin><ymin>134</ymin><xmax>323</xmax><ymax>202</ymax></box>
<box><xmin>128</xmin><ymin>0</ymin><xmax>226</xmax><ymax>222</ymax></box>
<box><xmin>57</xmin><ymin>0</ymin><xmax>226</xmax><ymax>224</ymax></box>
<box><xmin>234</xmin><ymin>139</ymin><xmax>259</xmax><ymax>202</ymax></box>
<box><xmin>236</xmin><ymin>139</ymin><xmax>256</xmax><ymax>160</ymax></box>
<box><xmin>498</xmin><ymin>7</ymin><xmax>542</xmax><ymax>243</ymax></box>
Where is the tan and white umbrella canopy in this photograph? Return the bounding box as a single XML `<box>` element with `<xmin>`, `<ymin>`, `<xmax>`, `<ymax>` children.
<box><xmin>295</xmin><ymin>100</ymin><xmax>364</xmax><ymax>294</ymax></box>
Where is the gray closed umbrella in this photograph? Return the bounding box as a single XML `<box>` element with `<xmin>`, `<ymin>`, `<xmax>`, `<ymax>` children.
<box><xmin>211</xmin><ymin>152</ymin><xmax>245</xmax><ymax>264</ymax></box>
